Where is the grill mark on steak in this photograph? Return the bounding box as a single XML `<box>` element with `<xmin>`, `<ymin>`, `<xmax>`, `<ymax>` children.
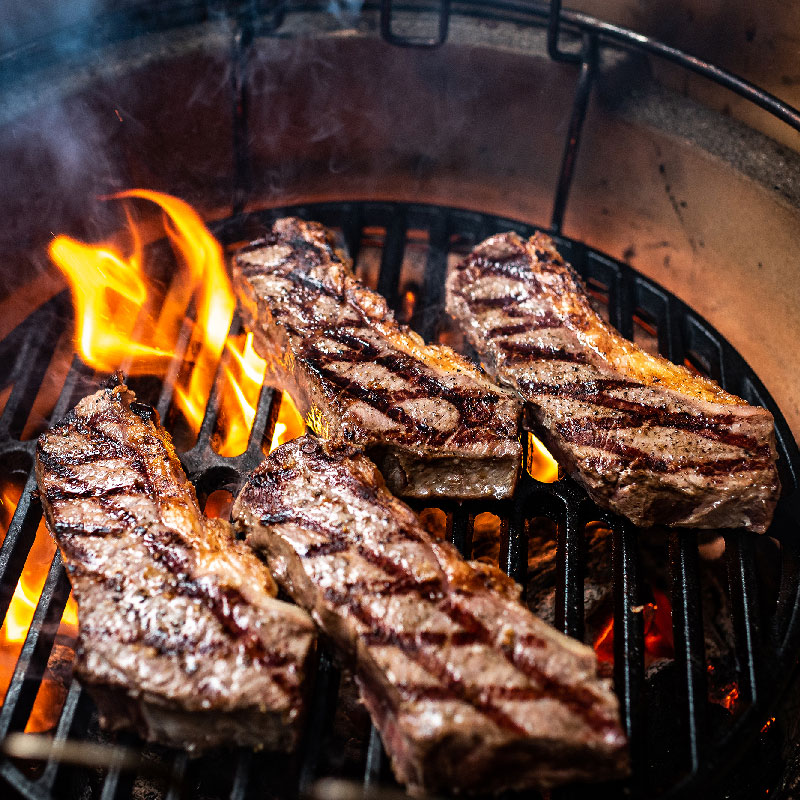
<box><xmin>523</xmin><ymin>380</ymin><xmax>769</xmax><ymax>453</ymax></box>
<box><xmin>559</xmin><ymin>425</ymin><xmax>770</xmax><ymax>476</ymax></box>
<box><xmin>45</xmin><ymin>446</ymin><xmax>291</xmax><ymax>662</ymax></box>
<box><xmin>298</xmin><ymin>322</ymin><xmax>505</xmax><ymax>445</ymax></box>
<box><xmin>234</xmin><ymin>436</ymin><xmax>629</xmax><ymax>793</ymax></box>
<box><xmin>35</xmin><ymin>382</ymin><xmax>316</xmax><ymax>752</ymax></box>
<box><xmin>498</xmin><ymin>341</ymin><xmax>589</xmax><ymax>363</ymax></box>
<box><xmin>326</xmin><ymin>586</ymin><xmax>530</xmax><ymax>737</ymax></box>
<box><xmin>232</xmin><ymin>217</ymin><xmax>522</xmax><ymax>499</ymax></box>
<box><xmin>446</xmin><ymin>231</ymin><xmax>780</xmax><ymax>531</ymax></box>
<box><xmin>64</xmin><ymin>558</ymin><xmax>284</xmax><ymax>664</ymax></box>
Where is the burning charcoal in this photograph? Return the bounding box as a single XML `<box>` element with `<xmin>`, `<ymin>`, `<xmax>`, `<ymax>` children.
<box><xmin>470</xmin><ymin>511</ymin><xmax>503</xmax><ymax>564</ymax></box>
<box><xmin>525</xmin><ymin>519</ymin><xmax>614</xmax><ymax>644</ymax></box>
<box><xmin>418</xmin><ymin>507</ymin><xmax>447</xmax><ymax>540</ymax></box>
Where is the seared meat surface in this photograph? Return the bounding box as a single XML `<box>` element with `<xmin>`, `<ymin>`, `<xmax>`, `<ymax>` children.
<box><xmin>232</xmin><ymin>217</ymin><xmax>521</xmax><ymax>500</ymax></box>
<box><xmin>233</xmin><ymin>435</ymin><xmax>629</xmax><ymax>794</ymax></box>
<box><xmin>446</xmin><ymin>232</ymin><xmax>780</xmax><ymax>532</ymax></box>
<box><xmin>35</xmin><ymin>381</ymin><xmax>315</xmax><ymax>752</ymax></box>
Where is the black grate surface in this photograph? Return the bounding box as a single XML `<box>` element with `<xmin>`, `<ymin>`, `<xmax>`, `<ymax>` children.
<box><xmin>0</xmin><ymin>201</ymin><xmax>799</xmax><ymax>800</ymax></box>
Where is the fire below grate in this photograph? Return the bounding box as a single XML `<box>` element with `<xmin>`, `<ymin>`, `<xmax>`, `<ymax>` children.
<box><xmin>1</xmin><ymin>200</ymin><xmax>799</xmax><ymax>800</ymax></box>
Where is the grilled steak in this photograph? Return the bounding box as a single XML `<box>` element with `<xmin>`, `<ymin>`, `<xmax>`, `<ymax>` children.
<box><xmin>35</xmin><ymin>381</ymin><xmax>316</xmax><ymax>752</ymax></box>
<box><xmin>233</xmin><ymin>435</ymin><xmax>629</xmax><ymax>794</ymax></box>
<box><xmin>232</xmin><ymin>217</ymin><xmax>522</xmax><ymax>500</ymax></box>
<box><xmin>446</xmin><ymin>232</ymin><xmax>780</xmax><ymax>532</ymax></box>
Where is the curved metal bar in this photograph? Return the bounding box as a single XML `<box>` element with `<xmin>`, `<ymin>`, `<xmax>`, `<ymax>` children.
<box><xmin>550</xmin><ymin>32</ymin><xmax>598</xmax><ymax>234</ymax></box>
<box><xmin>546</xmin><ymin>0</ymin><xmax>581</xmax><ymax>63</ymax></box>
<box><xmin>550</xmin><ymin>5</ymin><xmax>800</xmax><ymax>133</ymax></box>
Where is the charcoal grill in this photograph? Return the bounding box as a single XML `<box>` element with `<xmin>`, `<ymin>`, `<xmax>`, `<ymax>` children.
<box><xmin>2</xmin><ymin>2</ymin><xmax>800</xmax><ymax>799</ymax></box>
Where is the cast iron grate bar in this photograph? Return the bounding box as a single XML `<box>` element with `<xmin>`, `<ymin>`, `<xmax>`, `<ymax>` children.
<box><xmin>376</xmin><ymin>208</ymin><xmax>408</xmax><ymax>313</ymax></box>
<box><xmin>554</xmin><ymin>491</ymin><xmax>585</xmax><ymax>640</ymax></box>
<box><xmin>364</xmin><ymin>726</ymin><xmax>387</xmax><ymax>786</ymax></box>
<box><xmin>228</xmin><ymin>749</ymin><xmax>250</xmax><ymax>800</ymax></box>
<box><xmin>611</xmin><ymin>520</ymin><xmax>645</xmax><ymax>783</ymax></box>
<box><xmin>0</xmin><ymin>471</ymin><xmax>39</xmax><ymax>629</ymax></box>
<box><xmin>412</xmin><ymin>210</ymin><xmax>449</xmax><ymax>342</ymax></box>
<box><xmin>724</xmin><ymin>531</ymin><xmax>763</xmax><ymax>707</ymax></box>
<box><xmin>668</xmin><ymin>532</ymin><xmax>708</xmax><ymax>774</ymax></box>
<box><xmin>0</xmin><ymin>297</ymin><xmax>66</xmax><ymax>442</ymax></box>
<box><xmin>34</xmin><ymin>686</ymin><xmax>78</xmax><ymax>791</ymax></box>
<box><xmin>37</xmin><ymin>681</ymin><xmax>85</xmax><ymax>791</ymax></box>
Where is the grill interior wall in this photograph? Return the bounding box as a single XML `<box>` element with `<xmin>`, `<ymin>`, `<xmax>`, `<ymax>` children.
<box><xmin>2</xmin><ymin>14</ymin><xmax>800</xmax><ymax>441</ymax></box>
<box><xmin>3</xmin><ymin>5</ymin><xmax>800</xmax><ymax>798</ymax></box>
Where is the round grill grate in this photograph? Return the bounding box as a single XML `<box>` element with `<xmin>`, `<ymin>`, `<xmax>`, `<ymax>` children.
<box><xmin>0</xmin><ymin>201</ymin><xmax>798</xmax><ymax>799</ymax></box>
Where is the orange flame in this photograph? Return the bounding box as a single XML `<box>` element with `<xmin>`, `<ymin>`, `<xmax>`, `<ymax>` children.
<box><xmin>0</xmin><ymin>482</ymin><xmax>21</xmax><ymax>538</ymax></box>
<box><xmin>527</xmin><ymin>433</ymin><xmax>560</xmax><ymax>483</ymax></box>
<box><xmin>1</xmin><ymin>483</ymin><xmax>78</xmax><ymax>732</ymax></box>
<box><xmin>48</xmin><ymin>190</ymin><xmax>239</xmax><ymax>446</ymax></box>
<box><xmin>269</xmin><ymin>393</ymin><xmax>307</xmax><ymax>453</ymax></box>
<box><xmin>214</xmin><ymin>332</ymin><xmax>267</xmax><ymax>457</ymax></box>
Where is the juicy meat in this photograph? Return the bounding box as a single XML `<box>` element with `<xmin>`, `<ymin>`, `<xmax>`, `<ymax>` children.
<box><xmin>446</xmin><ymin>231</ymin><xmax>780</xmax><ymax>532</ymax></box>
<box><xmin>233</xmin><ymin>435</ymin><xmax>629</xmax><ymax>794</ymax></box>
<box><xmin>232</xmin><ymin>217</ymin><xmax>521</xmax><ymax>500</ymax></box>
<box><xmin>35</xmin><ymin>381</ymin><xmax>316</xmax><ymax>752</ymax></box>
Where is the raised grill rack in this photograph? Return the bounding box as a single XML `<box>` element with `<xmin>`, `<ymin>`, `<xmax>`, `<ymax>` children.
<box><xmin>0</xmin><ymin>200</ymin><xmax>799</xmax><ymax>800</ymax></box>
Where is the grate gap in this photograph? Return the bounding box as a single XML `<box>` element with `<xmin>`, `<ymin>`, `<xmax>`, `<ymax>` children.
<box><xmin>0</xmin><ymin>550</ymin><xmax>71</xmax><ymax>738</ymax></box>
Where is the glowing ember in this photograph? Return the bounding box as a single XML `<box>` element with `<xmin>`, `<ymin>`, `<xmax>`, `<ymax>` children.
<box><xmin>592</xmin><ymin>616</ymin><xmax>615</xmax><ymax>663</ymax></box>
<box><xmin>204</xmin><ymin>489</ymin><xmax>235</xmax><ymax>520</ymax></box>
<box><xmin>593</xmin><ymin>587</ymin><xmax>675</xmax><ymax>665</ymax></box>
<box><xmin>719</xmin><ymin>683</ymin><xmax>740</xmax><ymax>711</ymax></box>
<box><xmin>48</xmin><ymin>189</ymin><xmax>240</xmax><ymax>447</ymax></box>
<box><xmin>526</xmin><ymin>433</ymin><xmax>560</xmax><ymax>483</ymax></box>
<box><xmin>401</xmin><ymin>289</ymin><xmax>416</xmax><ymax>321</ymax></box>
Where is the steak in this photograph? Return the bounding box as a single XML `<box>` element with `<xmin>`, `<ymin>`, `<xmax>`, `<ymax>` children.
<box><xmin>233</xmin><ymin>435</ymin><xmax>629</xmax><ymax>794</ymax></box>
<box><xmin>35</xmin><ymin>380</ymin><xmax>316</xmax><ymax>752</ymax></box>
<box><xmin>232</xmin><ymin>217</ymin><xmax>522</xmax><ymax>500</ymax></box>
<box><xmin>446</xmin><ymin>231</ymin><xmax>780</xmax><ymax>532</ymax></box>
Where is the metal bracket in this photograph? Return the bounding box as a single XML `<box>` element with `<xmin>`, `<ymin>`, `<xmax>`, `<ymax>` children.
<box><xmin>550</xmin><ymin>33</ymin><xmax>599</xmax><ymax>234</ymax></box>
<box><xmin>547</xmin><ymin>0</ymin><xmax>582</xmax><ymax>63</ymax></box>
<box><xmin>380</xmin><ymin>0</ymin><xmax>451</xmax><ymax>48</ymax></box>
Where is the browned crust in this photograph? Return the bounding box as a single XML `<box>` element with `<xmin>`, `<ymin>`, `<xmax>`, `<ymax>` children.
<box><xmin>232</xmin><ymin>217</ymin><xmax>522</xmax><ymax>499</ymax></box>
<box><xmin>35</xmin><ymin>381</ymin><xmax>316</xmax><ymax>752</ymax></box>
<box><xmin>233</xmin><ymin>435</ymin><xmax>629</xmax><ymax>793</ymax></box>
<box><xmin>446</xmin><ymin>231</ymin><xmax>780</xmax><ymax>532</ymax></box>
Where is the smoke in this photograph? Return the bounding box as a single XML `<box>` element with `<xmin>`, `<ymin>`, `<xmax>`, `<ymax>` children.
<box><xmin>325</xmin><ymin>0</ymin><xmax>365</xmax><ymax>23</ymax></box>
<box><xmin>0</xmin><ymin>0</ymin><xmax>101</xmax><ymax>54</ymax></box>
<box><xmin>0</xmin><ymin>2</ymin><xmax>565</xmax><ymax>297</ymax></box>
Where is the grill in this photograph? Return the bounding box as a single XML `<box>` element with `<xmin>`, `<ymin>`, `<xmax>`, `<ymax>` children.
<box><xmin>2</xmin><ymin>2</ymin><xmax>800</xmax><ymax>799</ymax></box>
